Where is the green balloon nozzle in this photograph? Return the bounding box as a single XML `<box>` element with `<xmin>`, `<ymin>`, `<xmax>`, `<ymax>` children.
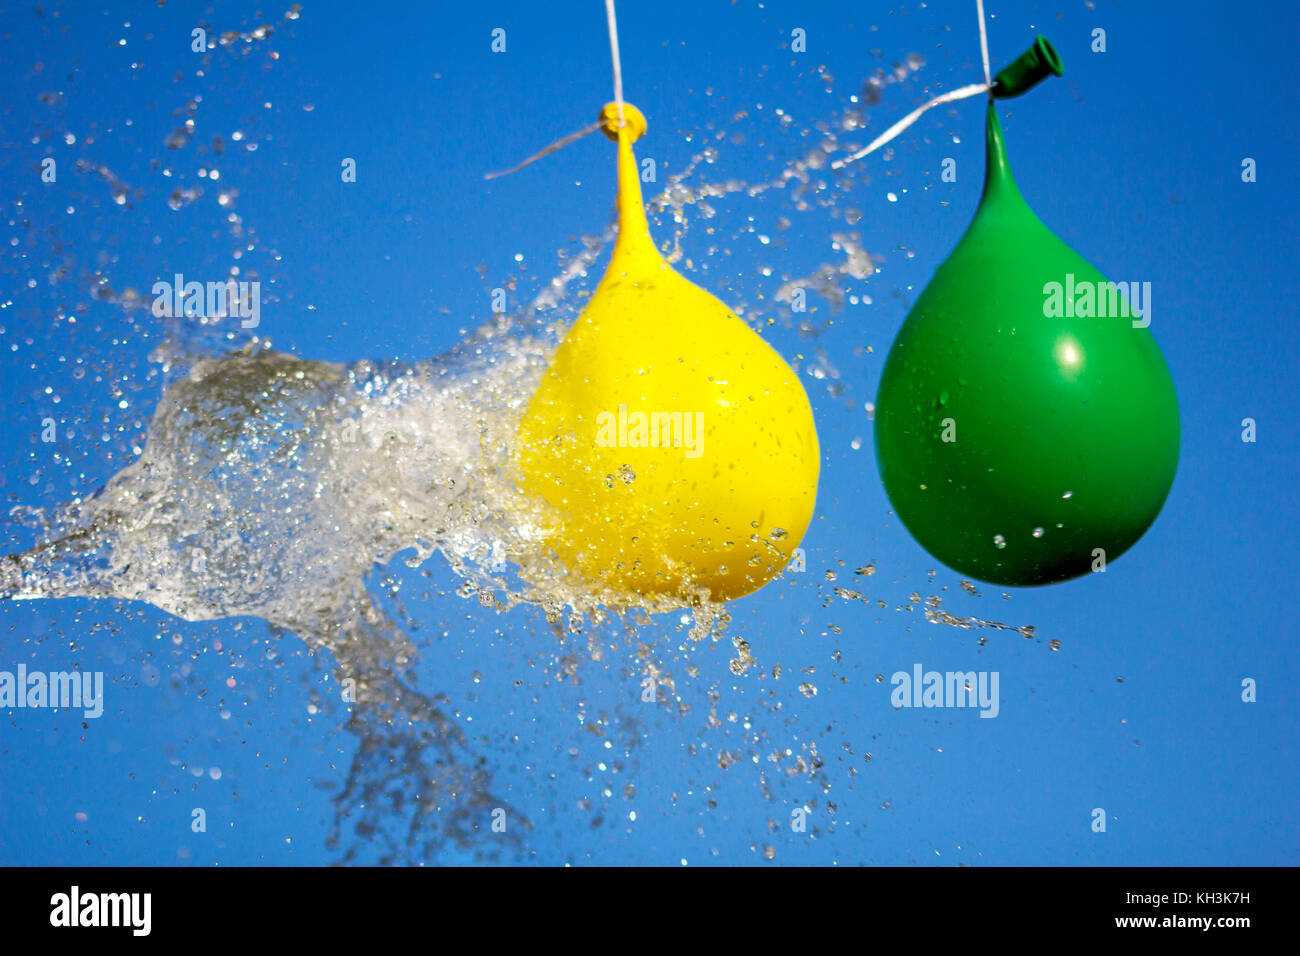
<box><xmin>991</xmin><ymin>36</ymin><xmax>1063</xmax><ymax>99</ymax></box>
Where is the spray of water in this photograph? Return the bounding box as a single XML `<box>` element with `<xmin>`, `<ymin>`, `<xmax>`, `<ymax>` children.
<box><xmin>2</xmin><ymin>9</ymin><xmax>1040</xmax><ymax>862</ymax></box>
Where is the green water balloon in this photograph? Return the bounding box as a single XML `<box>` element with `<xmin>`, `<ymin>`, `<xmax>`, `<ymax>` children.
<box><xmin>874</xmin><ymin>91</ymin><xmax>1179</xmax><ymax>587</ymax></box>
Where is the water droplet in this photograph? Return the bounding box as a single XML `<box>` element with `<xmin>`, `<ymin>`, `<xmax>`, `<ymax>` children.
<box><xmin>1032</xmin><ymin>527</ymin><xmax>1044</xmax><ymax>538</ymax></box>
<box><xmin>993</xmin><ymin>534</ymin><xmax>1006</xmax><ymax>549</ymax></box>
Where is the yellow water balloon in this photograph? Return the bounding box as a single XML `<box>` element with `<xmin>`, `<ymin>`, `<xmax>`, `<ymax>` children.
<box><xmin>517</xmin><ymin>103</ymin><xmax>820</xmax><ymax>603</ymax></box>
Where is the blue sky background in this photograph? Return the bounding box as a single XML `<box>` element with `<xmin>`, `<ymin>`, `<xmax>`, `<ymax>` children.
<box><xmin>0</xmin><ymin>0</ymin><xmax>1296</xmax><ymax>865</ymax></box>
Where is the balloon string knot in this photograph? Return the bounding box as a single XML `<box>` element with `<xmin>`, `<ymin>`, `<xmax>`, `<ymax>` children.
<box><xmin>599</xmin><ymin>102</ymin><xmax>646</xmax><ymax>143</ymax></box>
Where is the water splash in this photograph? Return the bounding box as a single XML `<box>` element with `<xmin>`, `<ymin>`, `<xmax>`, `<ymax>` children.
<box><xmin>2</xmin><ymin>7</ymin><xmax>1041</xmax><ymax>863</ymax></box>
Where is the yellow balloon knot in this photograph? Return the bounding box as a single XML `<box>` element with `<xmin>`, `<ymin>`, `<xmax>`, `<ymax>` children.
<box><xmin>599</xmin><ymin>102</ymin><xmax>647</xmax><ymax>143</ymax></box>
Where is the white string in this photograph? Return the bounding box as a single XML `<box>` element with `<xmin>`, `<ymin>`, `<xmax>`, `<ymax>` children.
<box><xmin>833</xmin><ymin>0</ymin><xmax>994</xmax><ymax>170</ymax></box>
<box><xmin>483</xmin><ymin>1</ymin><xmax>628</xmax><ymax>179</ymax></box>
<box><xmin>831</xmin><ymin>83</ymin><xmax>989</xmax><ymax>170</ymax></box>
<box><xmin>484</xmin><ymin>121</ymin><xmax>604</xmax><ymax>180</ymax></box>
<box><xmin>605</xmin><ymin>0</ymin><xmax>626</xmax><ymax>127</ymax></box>
<box><xmin>497</xmin><ymin>1</ymin><xmax>990</xmax><ymax>177</ymax></box>
<box><xmin>976</xmin><ymin>0</ymin><xmax>991</xmax><ymax>87</ymax></box>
